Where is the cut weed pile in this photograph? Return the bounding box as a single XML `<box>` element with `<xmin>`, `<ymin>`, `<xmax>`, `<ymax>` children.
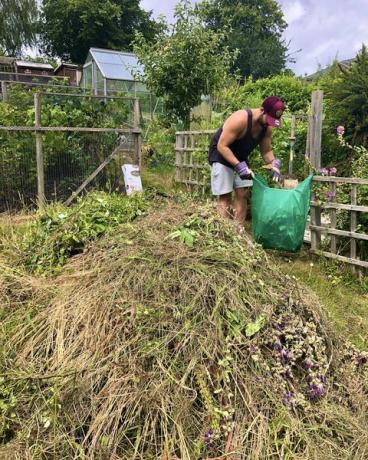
<box><xmin>1</xmin><ymin>201</ymin><xmax>368</xmax><ymax>459</ymax></box>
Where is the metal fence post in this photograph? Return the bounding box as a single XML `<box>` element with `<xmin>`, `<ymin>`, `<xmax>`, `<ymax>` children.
<box><xmin>133</xmin><ymin>98</ymin><xmax>142</xmax><ymax>169</ymax></box>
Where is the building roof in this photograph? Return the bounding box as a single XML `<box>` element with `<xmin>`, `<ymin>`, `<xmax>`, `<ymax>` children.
<box><xmin>54</xmin><ymin>63</ymin><xmax>80</xmax><ymax>73</ymax></box>
<box><xmin>0</xmin><ymin>56</ymin><xmax>16</xmax><ymax>65</ymax></box>
<box><xmin>15</xmin><ymin>60</ymin><xmax>54</xmax><ymax>70</ymax></box>
<box><xmin>88</xmin><ymin>48</ymin><xmax>142</xmax><ymax>81</ymax></box>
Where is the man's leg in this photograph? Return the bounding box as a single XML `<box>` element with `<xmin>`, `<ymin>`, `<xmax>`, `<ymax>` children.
<box><xmin>218</xmin><ymin>192</ymin><xmax>233</xmax><ymax>219</ymax></box>
<box><xmin>234</xmin><ymin>187</ymin><xmax>250</xmax><ymax>224</ymax></box>
<box><xmin>211</xmin><ymin>163</ymin><xmax>234</xmax><ymax>218</ymax></box>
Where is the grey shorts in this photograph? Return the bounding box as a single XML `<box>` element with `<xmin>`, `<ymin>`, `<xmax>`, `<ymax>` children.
<box><xmin>211</xmin><ymin>162</ymin><xmax>253</xmax><ymax>196</ymax></box>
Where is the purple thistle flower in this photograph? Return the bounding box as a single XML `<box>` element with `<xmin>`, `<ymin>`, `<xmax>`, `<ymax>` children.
<box><xmin>280</xmin><ymin>349</ymin><xmax>290</xmax><ymax>364</ymax></box>
<box><xmin>326</xmin><ymin>191</ymin><xmax>336</xmax><ymax>201</ymax></box>
<box><xmin>204</xmin><ymin>430</ymin><xmax>213</xmax><ymax>444</ymax></box>
<box><xmin>283</xmin><ymin>368</ymin><xmax>293</xmax><ymax>380</ymax></box>
<box><xmin>274</xmin><ymin>340</ymin><xmax>282</xmax><ymax>352</ymax></box>
<box><xmin>336</xmin><ymin>125</ymin><xmax>345</xmax><ymax>135</ymax></box>
<box><xmin>307</xmin><ymin>380</ymin><xmax>326</xmax><ymax>399</ymax></box>
<box><xmin>282</xmin><ymin>391</ymin><xmax>295</xmax><ymax>406</ymax></box>
<box><xmin>329</xmin><ymin>167</ymin><xmax>337</xmax><ymax>175</ymax></box>
<box><xmin>303</xmin><ymin>359</ymin><xmax>314</xmax><ymax>371</ymax></box>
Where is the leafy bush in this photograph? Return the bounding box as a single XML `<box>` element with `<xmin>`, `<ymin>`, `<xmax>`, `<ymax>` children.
<box><xmin>144</xmin><ymin>120</ymin><xmax>176</xmax><ymax>166</ymax></box>
<box><xmin>216</xmin><ymin>74</ymin><xmax>313</xmax><ymax>114</ymax></box>
<box><xmin>22</xmin><ymin>191</ymin><xmax>149</xmax><ymax>273</ymax></box>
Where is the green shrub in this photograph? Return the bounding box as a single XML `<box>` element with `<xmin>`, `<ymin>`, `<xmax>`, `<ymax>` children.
<box><xmin>22</xmin><ymin>191</ymin><xmax>149</xmax><ymax>274</ymax></box>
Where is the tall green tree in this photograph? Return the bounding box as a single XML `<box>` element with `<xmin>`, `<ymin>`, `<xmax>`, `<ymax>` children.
<box><xmin>40</xmin><ymin>0</ymin><xmax>159</xmax><ymax>64</ymax></box>
<box><xmin>196</xmin><ymin>0</ymin><xmax>288</xmax><ymax>79</ymax></box>
<box><xmin>0</xmin><ymin>0</ymin><xmax>38</xmax><ymax>56</ymax></box>
<box><xmin>133</xmin><ymin>0</ymin><xmax>236</xmax><ymax>126</ymax></box>
<box><xmin>325</xmin><ymin>45</ymin><xmax>368</xmax><ymax>146</ymax></box>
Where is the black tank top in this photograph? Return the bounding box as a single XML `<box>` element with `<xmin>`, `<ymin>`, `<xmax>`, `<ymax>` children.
<box><xmin>208</xmin><ymin>109</ymin><xmax>267</xmax><ymax>167</ymax></box>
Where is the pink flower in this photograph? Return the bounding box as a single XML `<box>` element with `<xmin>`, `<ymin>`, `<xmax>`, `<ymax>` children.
<box><xmin>326</xmin><ymin>191</ymin><xmax>336</xmax><ymax>200</ymax></box>
<box><xmin>336</xmin><ymin>125</ymin><xmax>345</xmax><ymax>135</ymax></box>
<box><xmin>319</xmin><ymin>168</ymin><xmax>329</xmax><ymax>176</ymax></box>
<box><xmin>329</xmin><ymin>167</ymin><xmax>337</xmax><ymax>175</ymax></box>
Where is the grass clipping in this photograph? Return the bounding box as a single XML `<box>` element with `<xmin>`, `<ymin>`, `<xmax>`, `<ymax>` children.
<box><xmin>1</xmin><ymin>203</ymin><xmax>368</xmax><ymax>460</ymax></box>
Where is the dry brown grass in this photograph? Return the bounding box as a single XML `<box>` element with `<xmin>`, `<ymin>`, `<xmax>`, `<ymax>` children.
<box><xmin>0</xmin><ymin>202</ymin><xmax>368</xmax><ymax>459</ymax></box>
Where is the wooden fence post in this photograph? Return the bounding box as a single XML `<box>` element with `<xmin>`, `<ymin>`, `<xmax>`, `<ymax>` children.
<box><xmin>1</xmin><ymin>82</ymin><xmax>8</xmax><ymax>102</ymax></box>
<box><xmin>350</xmin><ymin>184</ymin><xmax>358</xmax><ymax>274</ymax></box>
<box><xmin>329</xmin><ymin>181</ymin><xmax>337</xmax><ymax>254</ymax></box>
<box><xmin>310</xmin><ymin>205</ymin><xmax>322</xmax><ymax>252</ymax></box>
<box><xmin>133</xmin><ymin>98</ymin><xmax>142</xmax><ymax>169</ymax></box>
<box><xmin>175</xmin><ymin>133</ymin><xmax>184</xmax><ymax>182</ymax></box>
<box><xmin>34</xmin><ymin>92</ymin><xmax>45</xmax><ymax>209</ymax></box>
<box><xmin>308</xmin><ymin>90</ymin><xmax>323</xmax><ymax>171</ymax></box>
<box><xmin>289</xmin><ymin>115</ymin><xmax>296</xmax><ymax>175</ymax></box>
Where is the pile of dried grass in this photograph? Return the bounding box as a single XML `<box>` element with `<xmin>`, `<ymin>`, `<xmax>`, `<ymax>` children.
<box><xmin>1</xmin><ymin>202</ymin><xmax>368</xmax><ymax>459</ymax></box>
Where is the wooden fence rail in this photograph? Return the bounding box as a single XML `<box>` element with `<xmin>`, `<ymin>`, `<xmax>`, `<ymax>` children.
<box><xmin>310</xmin><ymin>176</ymin><xmax>368</xmax><ymax>270</ymax></box>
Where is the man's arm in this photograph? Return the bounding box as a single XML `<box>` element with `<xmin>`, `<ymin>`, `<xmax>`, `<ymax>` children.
<box><xmin>259</xmin><ymin>127</ymin><xmax>276</xmax><ymax>165</ymax></box>
<box><xmin>217</xmin><ymin>111</ymin><xmax>247</xmax><ymax>166</ymax></box>
<box><xmin>260</xmin><ymin>127</ymin><xmax>281</xmax><ymax>181</ymax></box>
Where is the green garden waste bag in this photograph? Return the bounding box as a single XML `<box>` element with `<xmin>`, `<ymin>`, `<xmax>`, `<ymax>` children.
<box><xmin>251</xmin><ymin>174</ymin><xmax>313</xmax><ymax>252</ymax></box>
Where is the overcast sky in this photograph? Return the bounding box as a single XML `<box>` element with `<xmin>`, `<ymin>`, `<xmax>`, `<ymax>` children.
<box><xmin>141</xmin><ymin>0</ymin><xmax>368</xmax><ymax>76</ymax></box>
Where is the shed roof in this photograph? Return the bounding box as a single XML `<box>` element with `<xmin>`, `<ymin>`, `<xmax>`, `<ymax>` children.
<box><xmin>88</xmin><ymin>48</ymin><xmax>142</xmax><ymax>81</ymax></box>
<box><xmin>0</xmin><ymin>56</ymin><xmax>15</xmax><ymax>65</ymax></box>
<box><xmin>15</xmin><ymin>60</ymin><xmax>54</xmax><ymax>70</ymax></box>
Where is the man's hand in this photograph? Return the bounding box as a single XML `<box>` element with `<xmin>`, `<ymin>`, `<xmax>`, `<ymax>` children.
<box><xmin>262</xmin><ymin>158</ymin><xmax>281</xmax><ymax>182</ymax></box>
<box><xmin>235</xmin><ymin>161</ymin><xmax>254</xmax><ymax>179</ymax></box>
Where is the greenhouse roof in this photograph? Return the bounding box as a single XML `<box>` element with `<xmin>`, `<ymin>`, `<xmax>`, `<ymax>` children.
<box><xmin>89</xmin><ymin>48</ymin><xmax>142</xmax><ymax>81</ymax></box>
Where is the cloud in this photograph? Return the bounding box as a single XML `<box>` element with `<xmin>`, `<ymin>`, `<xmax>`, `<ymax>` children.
<box><xmin>283</xmin><ymin>1</ymin><xmax>306</xmax><ymax>24</ymax></box>
<box><xmin>141</xmin><ymin>0</ymin><xmax>368</xmax><ymax>76</ymax></box>
<box><xmin>279</xmin><ymin>0</ymin><xmax>368</xmax><ymax>75</ymax></box>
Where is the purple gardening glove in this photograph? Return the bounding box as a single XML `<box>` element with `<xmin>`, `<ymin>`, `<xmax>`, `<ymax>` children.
<box><xmin>263</xmin><ymin>158</ymin><xmax>281</xmax><ymax>182</ymax></box>
<box><xmin>235</xmin><ymin>161</ymin><xmax>253</xmax><ymax>180</ymax></box>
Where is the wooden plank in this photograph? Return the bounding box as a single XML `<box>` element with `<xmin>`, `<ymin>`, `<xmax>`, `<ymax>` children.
<box><xmin>1</xmin><ymin>81</ymin><xmax>8</xmax><ymax>102</ymax></box>
<box><xmin>310</xmin><ymin>202</ymin><xmax>368</xmax><ymax>213</ymax></box>
<box><xmin>34</xmin><ymin>93</ymin><xmax>45</xmax><ymax>209</ymax></box>
<box><xmin>0</xmin><ymin>70</ymin><xmax>67</xmax><ymax>81</ymax></box>
<box><xmin>39</xmin><ymin>92</ymin><xmax>134</xmax><ymax>101</ymax></box>
<box><xmin>329</xmin><ymin>182</ymin><xmax>337</xmax><ymax>254</ymax></box>
<box><xmin>311</xmin><ymin>250</ymin><xmax>368</xmax><ymax>268</ymax></box>
<box><xmin>351</xmin><ymin>184</ymin><xmax>358</xmax><ymax>274</ymax></box>
<box><xmin>175</xmin><ymin>134</ymin><xmax>184</xmax><ymax>182</ymax></box>
<box><xmin>176</xmin><ymin>130</ymin><xmax>216</xmax><ymax>135</ymax></box>
<box><xmin>64</xmin><ymin>143</ymin><xmax>123</xmax><ymax>206</ymax></box>
<box><xmin>289</xmin><ymin>115</ymin><xmax>296</xmax><ymax>175</ymax></box>
<box><xmin>175</xmin><ymin>164</ymin><xmax>208</xmax><ymax>170</ymax></box>
<box><xmin>313</xmin><ymin>176</ymin><xmax>368</xmax><ymax>185</ymax></box>
<box><xmin>309</xmin><ymin>90</ymin><xmax>323</xmax><ymax>170</ymax></box>
<box><xmin>310</xmin><ymin>205</ymin><xmax>322</xmax><ymax>251</ymax></box>
<box><xmin>0</xmin><ymin>126</ymin><xmax>136</xmax><ymax>133</ymax></box>
<box><xmin>309</xmin><ymin>225</ymin><xmax>368</xmax><ymax>241</ymax></box>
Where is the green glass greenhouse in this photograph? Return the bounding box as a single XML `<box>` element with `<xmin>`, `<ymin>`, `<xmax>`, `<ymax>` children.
<box><xmin>81</xmin><ymin>48</ymin><xmax>162</xmax><ymax>116</ymax></box>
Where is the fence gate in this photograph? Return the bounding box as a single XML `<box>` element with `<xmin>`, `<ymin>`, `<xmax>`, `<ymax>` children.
<box><xmin>0</xmin><ymin>88</ymin><xmax>142</xmax><ymax>211</ymax></box>
<box><xmin>175</xmin><ymin>130</ymin><xmax>214</xmax><ymax>193</ymax></box>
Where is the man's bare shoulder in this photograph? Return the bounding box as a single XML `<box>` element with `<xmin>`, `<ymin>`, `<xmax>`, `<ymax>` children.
<box><xmin>223</xmin><ymin>110</ymin><xmax>248</xmax><ymax>132</ymax></box>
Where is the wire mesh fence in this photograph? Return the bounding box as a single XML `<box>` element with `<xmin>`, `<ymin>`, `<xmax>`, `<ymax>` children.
<box><xmin>0</xmin><ymin>84</ymin><xmax>140</xmax><ymax>212</ymax></box>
